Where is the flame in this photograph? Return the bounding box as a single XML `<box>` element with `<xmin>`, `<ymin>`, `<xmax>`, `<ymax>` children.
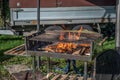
<box><xmin>56</xmin><ymin>42</ymin><xmax>77</xmax><ymax>51</ymax></box>
<box><xmin>59</xmin><ymin>26</ymin><xmax>83</xmax><ymax>41</ymax></box>
<box><xmin>74</xmin><ymin>26</ymin><xmax>83</xmax><ymax>40</ymax></box>
<box><xmin>68</xmin><ymin>32</ymin><xmax>72</xmax><ymax>40</ymax></box>
<box><xmin>78</xmin><ymin>26</ymin><xmax>83</xmax><ymax>36</ymax></box>
<box><xmin>47</xmin><ymin>42</ymin><xmax>90</xmax><ymax>53</ymax></box>
<box><xmin>80</xmin><ymin>43</ymin><xmax>90</xmax><ymax>47</ymax></box>
<box><xmin>59</xmin><ymin>32</ymin><xmax>65</xmax><ymax>40</ymax></box>
<box><xmin>47</xmin><ymin>42</ymin><xmax>77</xmax><ymax>53</ymax></box>
<box><xmin>74</xmin><ymin>33</ymin><xmax>79</xmax><ymax>40</ymax></box>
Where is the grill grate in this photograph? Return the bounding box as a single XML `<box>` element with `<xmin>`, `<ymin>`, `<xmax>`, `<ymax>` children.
<box><xmin>30</xmin><ymin>30</ymin><xmax>101</xmax><ymax>43</ymax></box>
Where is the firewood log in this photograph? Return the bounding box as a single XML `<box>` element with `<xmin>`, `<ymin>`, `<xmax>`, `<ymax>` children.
<box><xmin>98</xmin><ymin>36</ymin><xmax>108</xmax><ymax>46</ymax></box>
<box><xmin>72</xmin><ymin>49</ymin><xmax>82</xmax><ymax>55</ymax></box>
<box><xmin>38</xmin><ymin>48</ymin><xmax>55</xmax><ymax>52</ymax></box>
<box><xmin>80</xmin><ymin>47</ymin><xmax>86</xmax><ymax>55</ymax></box>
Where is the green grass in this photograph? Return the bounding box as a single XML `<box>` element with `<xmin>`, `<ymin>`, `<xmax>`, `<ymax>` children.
<box><xmin>0</xmin><ymin>35</ymin><xmax>28</xmax><ymax>79</ymax></box>
<box><xmin>0</xmin><ymin>35</ymin><xmax>24</xmax><ymax>62</ymax></box>
<box><xmin>0</xmin><ymin>35</ymin><xmax>115</xmax><ymax>79</ymax></box>
<box><xmin>93</xmin><ymin>38</ymin><xmax>115</xmax><ymax>58</ymax></box>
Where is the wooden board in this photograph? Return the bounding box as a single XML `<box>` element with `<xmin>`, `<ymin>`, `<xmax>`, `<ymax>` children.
<box><xmin>69</xmin><ymin>75</ymin><xmax>77</xmax><ymax>80</ymax></box>
<box><xmin>12</xmin><ymin>72</ymin><xmax>92</xmax><ymax>80</ymax></box>
<box><xmin>4</xmin><ymin>44</ymin><xmax>27</xmax><ymax>56</ymax></box>
<box><xmin>42</xmin><ymin>73</ymin><xmax>92</xmax><ymax>80</ymax></box>
<box><xmin>4</xmin><ymin>64</ymin><xmax>43</xmax><ymax>80</ymax></box>
<box><xmin>4</xmin><ymin>64</ymin><xmax>31</xmax><ymax>74</ymax></box>
<box><xmin>5</xmin><ymin>66</ymin><xmax>92</xmax><ymax>80</ymax></box>
<box><xmin>51</xmin><ymin>74</ymin><xmax>61</xmax><ymax>80</ymax></box>
<box><xmin>60</xmin><ymin>75</ymin><xmax>69</xmax><ymax>80</ymax></box>
<box><xmin>42</xmin><ymin>72</ymin><xmax>53</xmax><ymax>80</ymax></box>
<box><xmin>12</xmin><ymin>70</ymin><xmax>43</xmax><ymax>80</ymax></box>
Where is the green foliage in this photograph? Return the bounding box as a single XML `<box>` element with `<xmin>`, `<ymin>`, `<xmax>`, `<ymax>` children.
<box><xmin>93</xmin><ymin>38</ymin><xmax>115</xmax><ymax>59</ymax></box>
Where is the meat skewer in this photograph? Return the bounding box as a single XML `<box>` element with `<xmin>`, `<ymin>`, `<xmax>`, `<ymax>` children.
<box><xmin>72</xmin><ymin>49</ymin><xmax>82</xmax><ymax>55</ymax></box>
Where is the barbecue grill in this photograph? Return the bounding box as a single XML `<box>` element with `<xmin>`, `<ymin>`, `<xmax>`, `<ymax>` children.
<box><xmin>26</xmin><ymin>30</ymin><xmax>101</xmax><ymax>61</ymax></box>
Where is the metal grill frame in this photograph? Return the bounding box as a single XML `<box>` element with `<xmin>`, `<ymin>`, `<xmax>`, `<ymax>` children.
<box><xmin>25</xmin><ymin>31</ymin><xmax>94</xmax><ymax>61</ymax></box>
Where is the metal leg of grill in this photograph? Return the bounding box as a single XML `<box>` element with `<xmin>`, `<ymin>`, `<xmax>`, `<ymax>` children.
<box><xmin>93</xmin><ymin>58</ymin><xmax>96</xmax><ymax>80</ymax></box>
<box><xmin>32</xmin><ymin>56</ymin><xmax>36</xmax><ymax>80</ymax></box>
<box><xmin>47</xmin><ymin>57</ymin><xmax>50</xmax><ymax>73</ymax></box>
<box><xmin>36</xmin><ymin>56</ymin><xmax>41</xmax><ymax>69</ymax></box>
<box><xmin>47</xmin><ymin>57</ymin><xmax>50</xmax><ymax>80</ymax></box>
<box><xmin>84</xmin><ymin>61</ymin><xmax>87</xmax><ymax>80</ymax></box>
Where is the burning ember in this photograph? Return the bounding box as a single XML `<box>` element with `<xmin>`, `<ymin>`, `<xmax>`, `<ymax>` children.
<box><xmin>56</xmin><ymin>42</ymin><xmax>77</xmax><ymax>52</ymax></box>
<box><xmin>44</xmin><ymin>42</ymin><xmax>90</xmax><ymax>55</ymax></box>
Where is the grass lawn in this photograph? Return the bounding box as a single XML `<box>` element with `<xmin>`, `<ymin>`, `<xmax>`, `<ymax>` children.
<box><xmin>0</xmin><ymin>35</ymin><xmax>27</xmax><ymax>79</ymax></box>
<box><xmin>0</xmin><ymin>35</ymin><xmax>115</xmax><ymax>79</ymax></box>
